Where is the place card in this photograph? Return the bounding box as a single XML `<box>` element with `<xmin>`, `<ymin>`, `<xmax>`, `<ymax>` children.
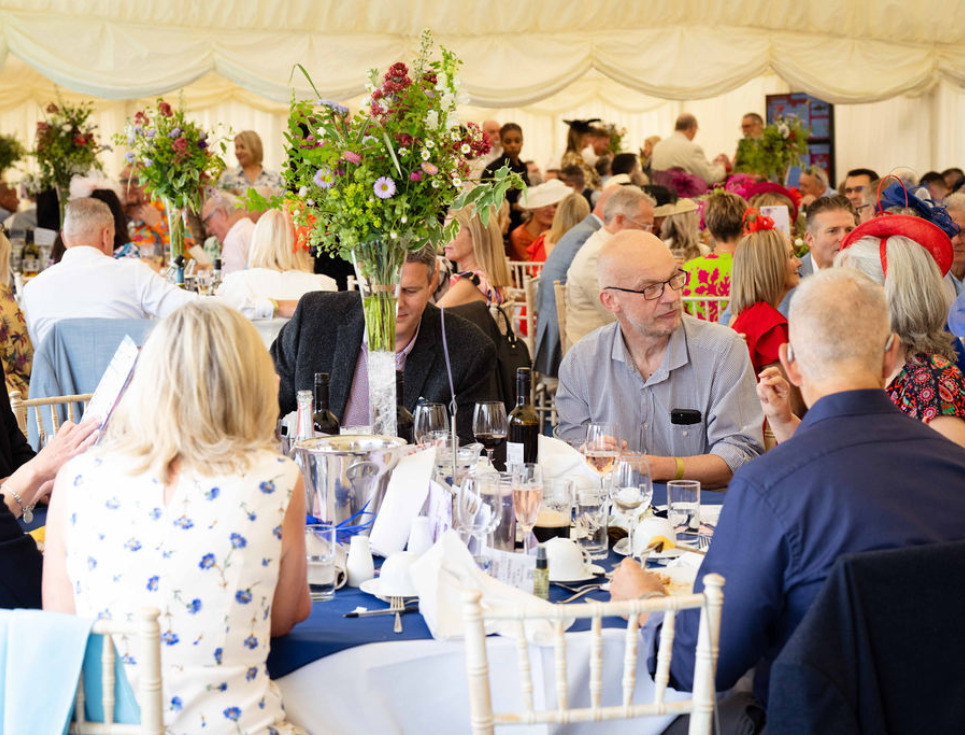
<box><xmin>487</xmin><ymin>548</ymin><xmax>536</xmax><ymax>593</ymax></box>
<box><xmin>368</xmin><ymin>447</ymin><xmax>435</xmax><ymax>557</ymax></box>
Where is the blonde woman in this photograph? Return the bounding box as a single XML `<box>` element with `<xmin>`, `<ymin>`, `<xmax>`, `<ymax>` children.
<box><xmin>0</xmin><ymin>230</ymin><xmax>31</xmax><ymax>396</ymax></box>
<box><xmin>44</xmin><ymin>300</ymin><xmax>310</xmax><ymax>735</ymax></box>
<box><xmin>527</xmin><ymin>192</ymin><xmax>590</xmax><ymax>263</ymax></box>
<box><xmin>216</xmin><ymin>208</ymin><xmax>336</xmax><ymax>306</ymax></box>
<box><xmin>657</xmin><ymin>198</ymin><xmax>702</xmax><ymax>262</ymax></box>
<box><xmin>218</xmin><ymin>130</ymin><xmax>284</xmax><ymax>192</ymax></box>
<box><xmin>439</xmin><ymin>206</ymin><xmax>512</xmax><ymax>308</ymax></box>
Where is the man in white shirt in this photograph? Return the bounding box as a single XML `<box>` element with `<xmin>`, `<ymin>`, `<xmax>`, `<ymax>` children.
<box><xmin>22</xmin><ymin>198</ymin><xmax>196</xmax><ymax>347</ymax></box>
<box><xmin>202</xmin><ymin>191</ymin><xmax>254</xmax><ymax>274</ymax></box>
<box><xmin>564</xmin><ymin>186</ymin><xmax>655</xmax><ymax>350</ymax></box>
<box><xmin>650</xmin><ymin>114</ymin><xmax>728</xmax><ymax>185</ymax></box>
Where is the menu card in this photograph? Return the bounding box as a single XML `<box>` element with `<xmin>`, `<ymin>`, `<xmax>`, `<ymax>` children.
<box><xmin>487</xmin><ymin>548</ymin><xmax>536</xmax><ymax>593</ymax></box>
<box><xmin>86</xmin><ymin>335</ymin><xmax>140</xmax><ymax>433</ymax></box>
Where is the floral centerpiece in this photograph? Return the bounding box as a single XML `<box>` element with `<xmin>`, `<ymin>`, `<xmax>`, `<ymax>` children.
<box><xmin>603</xmin><ymin>122</ymin><xmax>627</xmax><ymax>155</ymax></box>
<box><xmin>114</xmin><ymin>99</ymin><xmax>226</xmax><ymax>271</ymax></box>
<box><xmin>734</xmin><ymin>115</ymin><xmax>810</xmax><ymax>183</ymax></box>
<box><xmin>0</xmin><ymin>134</ymin><xmax>25</xmax><ymax>177</ymax></box>
<box><xmin>279</xmin><ymin>30</ymin><xmax>522</xmax><ymax>436</ymax></box>
<box><xmin>31</xmin><ymin>100</ymin><xmax>109</xmax><ymax>219</ymax></box>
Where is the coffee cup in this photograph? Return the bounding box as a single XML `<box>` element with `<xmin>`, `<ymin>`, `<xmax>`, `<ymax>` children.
<box><xmin>543</xmin><ymin>537</ymin><xmax>594</xmax><ymax>582</ymax></box>
<box><xmin>378</xmin><ymin>551</ymin><xmax>419</xmax><ymax>597</ymax></box>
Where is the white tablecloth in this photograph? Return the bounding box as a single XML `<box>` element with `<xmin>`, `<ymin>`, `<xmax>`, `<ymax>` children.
<box><xmin>276</xmin><ymin>629</ymin><xmax>687</xmax><ymax>734</ymax></box>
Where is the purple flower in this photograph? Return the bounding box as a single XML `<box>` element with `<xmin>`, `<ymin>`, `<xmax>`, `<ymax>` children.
<box><xmin>143</xmin><ymin>158</ymin><xmax>153</xmax><ymax>167</ymax></box>
<box><xmin>421</xmin><ymin>161</ymin><xmax>438</xmax><ymax>175</ymax></box>
<box><xmin>313</xmin><ymin>167</ymin><xmax>335</xmax><ymax>189</ymax></box>
<box><xmin>342</xmin><ymin>151</ymin><xmax>362</xmax><ymax>165</ymax></box>
<box><xmin>146</xmin><ymin>129</ymin><xmax>156</xmax><ymax>139</ymax></box>
<box><xmin>374</xmin><ymin>176</ymin><xmax>396</xmax><ymax>199</ymax></box>
<box><xmin>125</xmin><ymin>152</ymin><xmax>135</xmax><ymax>163</ymax></box>
<box><xmin>168</xmin><ymin>128</ymin><xmax>182</xmax><ymax>139</ymax></box>
<box><xmin>198</xmin><ymin>140</ymin><xmax>208</xmax><ymax>149</ymax></box>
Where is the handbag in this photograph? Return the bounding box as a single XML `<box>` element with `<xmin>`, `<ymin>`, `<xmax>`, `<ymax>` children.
<box><xmin>490</xmin><ymin>304</ymin><xmax>532</xmax><ymax>410</ymax></box>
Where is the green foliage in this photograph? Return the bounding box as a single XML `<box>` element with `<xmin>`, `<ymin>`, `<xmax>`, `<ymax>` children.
<box><xmin>0</xmin><ymin>135</ymin><xmax>25</xmax><ymax>175</ymax></box>
<box><xmin>113</xmin><ymin>98</ymin><xmax>226</xmax><ymax>215</ymax></box>
<box><xmin>734</xmin><ymin>116</ymin><xmax>810</xmax><ymax>183</ymax></box>
<box><xmin>31</xmin><ymin>99</ymin><xmax>108</xmax><ymax>191</ymax></box>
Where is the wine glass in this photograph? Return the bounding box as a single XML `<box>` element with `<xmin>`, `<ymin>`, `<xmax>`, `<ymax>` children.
<box><xmin>583</xmin><ymin>422</ymin><xmax>620</xmax><ymax>486</ymax></box>
<box><xmin>473</xmin><ymin>401</ymin><xmax>508</xmax><ymax>467</ymax></box>
<box><xmin>414</xmin><ymin>402</ymin><xmax>448</xmax><ymax>444</ymax></box>
<box><xmin>455</xmin><ymin>474</ymin><xmax>503</xmax><ymax>568</ymax></box>
<box><xmin>609</xmin><ymin>452</ymin><xmax>653</xmax><ymax>562</ymax></box>
<box><xmin>512</xmin><ymin>463</ymin><xmax>543</xmax><ymax>555</ymax></box>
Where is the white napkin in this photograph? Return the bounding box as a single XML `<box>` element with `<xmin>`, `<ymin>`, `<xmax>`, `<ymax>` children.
<box><xmin>537</xmin><ymin>435</ymin><xmax>599</xmax><ymax>492</ymax></box>
<box><xmin>369</xmin><ymin>447</ymin><xmax>435</xmax><ymax>557</ymax></box>
<box><xmin>409</xmin><ymin>531</ymin><xmax>571</xmax><ymax>645</ymax></box>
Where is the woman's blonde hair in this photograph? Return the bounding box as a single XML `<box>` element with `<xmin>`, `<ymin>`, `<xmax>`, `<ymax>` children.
<box><xmin>546</xmin><ymin>193</ymin><xmax>590</xmax><ymax>247</ymax></box>
<box><xmin>0</xmin><ymin>231</ymin><xmax>11</xmax><ymax>288</ymax></box>
<box><xmin>247</xmin><ymin>208</ymin><xmax>312</xmax><ymax>272</ymax></box>
<box><xmin>452</xmin><ymin>206</ymin><xmax>511</xmax><ymax>287</ymax></box>
<box><xmin>235</xmin><ymin>130</ymin><xmax>264</xmax><ymax>166</ymax></box>
<box><xmin>731</xmin><ymin>229</ymin><xmax>791</xmax><ymax>314</ymax></box>
<box><xmin>660</xmin><ymin>210</ymin><xmax>701</xmax><ymax>261</ymax></box>
<box><xmin>103</xmin><ymin>300</ymin><xmax>280</xmax><ymax>482</ymax></box>
<box><xmin>835</xmin><ymin>235</ymin><xmax>955</xmax><ymax>360</ymax></box>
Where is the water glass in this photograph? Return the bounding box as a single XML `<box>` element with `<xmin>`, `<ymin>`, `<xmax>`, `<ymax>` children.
<box><xmin>305</xmin><ymin>522</ymin><xmax>336</xmax><ymax>601</ymax></box>
<box><xmin>488</xmin><ymin>474</ymin><xmax>516</xmax><ymax>553</ymax></box>
<box><xmin>535</xmin><ymin>477</ymin><xmax>574</xmax><ymax>542</ymax></box>
<box><xmin>575</xmin><ymin>488</ymin><xmax>609</xmax><ymax>559</ymax></box>
<box><xmin>414</xmin><ymin>402</ymin><xmax>449</xmax><ymax>444</ymax></box>
<box><xmin>583</xmin><ymin>422</ymin><xmax>620</xmax><ymax>482</ymax></box>
<box><xmin>609</xmin><ymin>452</ymin><xmax>653</xmax><ymax>562</ymax></box>
<box><xmin>196</xmin><ymin>269</ymin><xmax>213</xmax><ymax>296</ymax></box>
<box><xmin>667</xmin><ymin>480</ymin><xmax>701</xmax><ymax>535</ymax></box>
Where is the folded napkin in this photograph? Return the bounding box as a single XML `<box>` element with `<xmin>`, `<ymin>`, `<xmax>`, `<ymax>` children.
<box><xmin>538</xmin><ymin>435</ymin><xmax>599</xmax><ymax>493</ymax></box>
<box><xmin>409</xmin><ymin>531</ymin><xmax>572</xmax><ymax>645</ymax></box>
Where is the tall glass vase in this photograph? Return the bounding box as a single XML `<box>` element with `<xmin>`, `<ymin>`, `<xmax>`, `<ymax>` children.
<box><xmin>351</xmin><ymin>242</ymin><xmax>406</xmax><ymax>437</ymax></box>
<box><xmin>163</xmin><ymin>197</ymin><xmax>186</xmax><ymax>285</ymax></box>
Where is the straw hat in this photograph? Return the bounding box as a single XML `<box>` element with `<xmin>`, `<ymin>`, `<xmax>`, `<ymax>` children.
<box><xmin>652</xmin><ymin>198</ymin><xmax>698</xmax><ymax>218</ymax></box>
<box><xmin>520</xmin><ymin>179</ymin><xmax>572</xmax><ymax>209</ymax></box>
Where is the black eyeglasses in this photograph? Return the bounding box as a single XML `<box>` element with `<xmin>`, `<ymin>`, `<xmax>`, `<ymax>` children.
<box><xmin>604</xmin><ymin>270</ymin><xmax>688</xmax><ymax>300</ymax></box>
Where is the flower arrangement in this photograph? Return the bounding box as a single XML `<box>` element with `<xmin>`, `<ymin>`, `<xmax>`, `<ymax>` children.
<box><xmin>281</xmin><ymin>30</ymin><xmax>519</xmax><ymax>260</ymax></box>
<box><xmin>734</xmin><ymin>115</ymin><xmax>810</xmax><ymax>183</ymax></box>
<box><xmin>0</xmin><ymin>134</ymin><xmax>25</xmax><ymax>176</ymax></box>
<box><xmin>604</xmin><ymin>122</ymin><xmax>627</xmax><ymax>155</ymax></box>
<box><xmin>114</xmin><ymin>98</ymin><xmax>226</xmax><ymax>217</ymax></box>
<box><xmin>31</xmin><ymin>100</ymin><xmax>108</xmax><ymax>201</ymax></box>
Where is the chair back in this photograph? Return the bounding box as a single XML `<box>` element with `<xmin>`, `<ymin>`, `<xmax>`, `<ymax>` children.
<box><xmin>462</xmin><ymin>574</ymin><xmax>725</xmax><ymax>734</ymax></box>
<box><xmin>681</xmin><ymin>296</ymin><xmax>729</xmax><ymax>324</ymax></box>
<box><xmin>507</xmin><ymin>260</ymin><xmax>543</xmax><ymax>289</ymax></box>
<box><xmin>553</xmin><ymin>280</ymin><xmax>568</xmax><ymax>358</ymax></box>
<box><xmin>9</xmin><ymin>391</ymin><xmax>93</xmax><ymax>448</ymax></box>
<box><xmin>72</xmin><ymin>608</ymin><xmax>164</xmax><ymax>734</ymax></box>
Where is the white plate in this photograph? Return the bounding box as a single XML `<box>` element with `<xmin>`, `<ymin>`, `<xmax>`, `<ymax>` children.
<box><xmin>549</xmin><ymin>563</ymin><xmax>606</xmax><ymax>583</ymax></box>
<box><xmin>613</xmin><ymin>537</ymin><xmax>684</xmax><ymax>559</ymax></box>
<box><xmin>359</xmin><ymin>578</ymin><xmax>419</xmax><ymax>601</ymax></box>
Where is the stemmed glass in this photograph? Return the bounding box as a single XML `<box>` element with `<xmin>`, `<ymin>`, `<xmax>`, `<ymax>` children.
<box><xmin>512</xmin><ymin>463</ymin><xmax>543</xmax><ymax>554</ymax></box>
<box><xmin>609</xmin><ymin>452</ymin><xmax>653</xmax><ymax>562</ymax></box>
<box><xmin>472</xmin><ymin>401</ymin><xmax>508</xmax><ymax>467</ymax></box>
<box><xmin>414</xmin><ymin>402</ymin><xmax>448</xmax><ymax>444</ymax></box>
<box><xmin>455</xmin><ymin>474</ymin><xmax>503</xmax><ymax>568</ymax></box>
<box><xmin>583</xmin><ymin>422</ymin><xmax>621</xmax><ymax>487</ymax></box>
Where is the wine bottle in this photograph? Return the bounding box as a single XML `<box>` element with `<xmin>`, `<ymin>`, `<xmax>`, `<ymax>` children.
<box><xmin>396</xmin><ymin>370</ymin><xmax>415</xmax><ymax>444</ymax></box>
<box><xmin>22</xmin><ymin>228</ymin><xmax>39</xmax><ymax>279</ymax></box>
<box><xmin>212</xmin><ymin>257</ymin><xmax>223</xmax><ymax>290</ymax></box>
<box><xmin>293</xmin><ymin>390</ymin><xmax>314</xmax><ymax>450</ymax></box>
<box><xmin>506</xmin><ymin>367</ymin><xmax>539</xmax><ymax>467</ymax></box>
<box><xmin>312</xmin><ymin>372</ymin><xmax>340</xmax><ymax>436</ymax></box>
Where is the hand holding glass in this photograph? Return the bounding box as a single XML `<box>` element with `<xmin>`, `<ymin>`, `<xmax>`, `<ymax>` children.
<box><xmin>583</xmin><ymin>422</ymin><xmax>621</xmax><ymax>484</ymax></box>
<box><xmin>512</xmin><ymin>463</ymin><xmax>543</xmax><ymax>554</ymax></box>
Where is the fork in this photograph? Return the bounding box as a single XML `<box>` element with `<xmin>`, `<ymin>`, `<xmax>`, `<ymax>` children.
<box><xmin>390</xmin><ymin>596</ymin><xmax>404</xmax><ymax>633</ymax></box>
<box><xmin>558</xmin><ymin>585</ymin><xmax>607</xmax><ymax>604</ymax></box>
<box><xmin>552</xmin><ymin>581</ymin><xmax>601</xmax><ymax>593</ymax></box>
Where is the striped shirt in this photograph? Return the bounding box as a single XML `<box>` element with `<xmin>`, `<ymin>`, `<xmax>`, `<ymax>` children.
<box><xmin>556</xmin><ymin>316</ymin><xmax>764</xmax><ymax>472</ymax></box>
<box><xmin>342</xmin><ymin>324</ymin><xmax>421</xmax><ymax>428</ymax></box>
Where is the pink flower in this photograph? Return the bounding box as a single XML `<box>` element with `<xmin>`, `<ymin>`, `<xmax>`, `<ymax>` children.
<box><xmin>342</xmin><ymin>151</ymin><xmax>362</xmax><ymax>165</ymax></box>
<box><xmin>158</xmin><ymin>101</ymin><xmax>173</xmax><ymax>117</ymax></box>
<box><xmin>410</xmin><ymin>171</ymin><xmax>422</xmax><ymax>181</ymax></box>
<box><xmin>421</xmin><ymin>162</ymin><xmax>438</xmax><ymax>175</ymax></box>
<box><xmin>172</xmin><ymin>137</ymin><xmax>187</xmax><ymax>153</ymax></box>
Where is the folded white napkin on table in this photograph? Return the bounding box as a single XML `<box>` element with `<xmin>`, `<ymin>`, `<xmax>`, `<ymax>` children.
<box><xmin>409</xmin><ymin>531</ymin><xmax>571</xmax><ymax>645</ymax></box>
<box><xmin>537</xmin><ymin>435</ymin><xmax>599</xmax><ymax>492</ymax></box>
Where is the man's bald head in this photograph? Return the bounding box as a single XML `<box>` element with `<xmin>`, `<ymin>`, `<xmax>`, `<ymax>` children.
<box><xmin>788</xmin><ymin>268</ymin><xmax>891</xmax><ymax>384</ymax></box>
<box><xmin>599</xmin><ymin>230</ymin><xmax>673</xmax><ymax>287</ymax></box>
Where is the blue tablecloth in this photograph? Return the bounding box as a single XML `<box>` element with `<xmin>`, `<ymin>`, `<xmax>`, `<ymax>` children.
<box><xmin>268</xmin><ymin>485</ymin><xmax>724</xmax><ymax>679</ymax></box>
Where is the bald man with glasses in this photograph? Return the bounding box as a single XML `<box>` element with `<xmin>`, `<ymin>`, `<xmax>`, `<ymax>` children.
<box><xmin>556</xmin><ymin>230</ymin><xmax>763</xmax><ymax>488</ymax></box>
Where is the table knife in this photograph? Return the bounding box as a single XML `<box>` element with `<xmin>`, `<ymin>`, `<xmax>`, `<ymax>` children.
<box><xmin>344</xmin><ymin>605</ymin><xmax>419</xmax><ymax>618</ymax></box>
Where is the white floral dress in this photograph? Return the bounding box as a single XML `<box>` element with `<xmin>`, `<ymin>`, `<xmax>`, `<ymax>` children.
<box><xmin>63</xmin><ymin>449</ymin><xmax>306</xmax><ymax>735</ymax></box>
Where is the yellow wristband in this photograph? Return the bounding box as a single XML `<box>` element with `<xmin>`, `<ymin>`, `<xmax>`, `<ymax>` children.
<box><xmin>673</xmin><ymin>457</ymin><xmax>685</xmax><ymax>481</ymax></box>
<box><xmin>268</xmin><ymin>298</ymin><xmax>279</xmax><ymax>317</ymax></box>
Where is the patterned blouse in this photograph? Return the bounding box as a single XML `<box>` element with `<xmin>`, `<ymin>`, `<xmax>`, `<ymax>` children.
<box><xmin>450</xmin><ymin>269</ymin><xmax>505</xmax><ymax>306</ymax></box>
<box><xmin>63</xmin><ymin>449</ymin><xmax>305</xmax><ymax>735</ymax></box>
<box><xmin>0</xmin><ymin>284</ymin><xmax>31</xmax><ymax>397</ymax></box>
<box><xmin>218</xmin><ymin>166</ymin><xmax>284</xmax><ymax>193</ymax></box>
<box><xmin>886</xmin><ymin>351</ymin><xmax>965</xmax><ymax>424</ymax></box>
<box><xmin>681</xmin><ymin>252</ymin><xmax>732</xmax><ymax>323</ymax></box>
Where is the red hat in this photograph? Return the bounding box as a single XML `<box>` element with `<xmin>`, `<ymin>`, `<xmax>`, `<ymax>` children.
<box><xmin>743</xmin><ymin>181</ymin><xmax>800</xmax><ymax>221</ymax></box>
<box><xmin>840</xmin><ymin>214</ymin><xmax>953</xmax><ymax>277</ymax></box>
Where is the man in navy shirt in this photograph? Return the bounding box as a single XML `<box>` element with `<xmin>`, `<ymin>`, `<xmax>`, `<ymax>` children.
<box><xmin>611</xmin><ymin>267</ymin><xmax>965</xmax><ymax>706</ymax></box>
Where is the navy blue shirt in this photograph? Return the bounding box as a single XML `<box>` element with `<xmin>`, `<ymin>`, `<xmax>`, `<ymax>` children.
<box><xmin>650</xmin><ymin>389</ymin><xmax>965</xmax><ymax>705</ymax></box>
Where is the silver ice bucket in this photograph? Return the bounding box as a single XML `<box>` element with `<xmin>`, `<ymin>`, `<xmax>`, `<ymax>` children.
<box><xmin>294</xmin><ymin>434</ymin><xmax>407</xmax><ymax>535</ymax></box>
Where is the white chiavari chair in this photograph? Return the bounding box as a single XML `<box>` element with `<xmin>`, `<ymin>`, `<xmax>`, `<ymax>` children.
<box><xmin>462</xmin><ymin>574</ymin><xmax>725</xmax><ymax>734</ymax></box>
<box><xmin>71</xmin><ymin>607</ymin><xmax>164</xmax><ymax>734</ymax></box>
<box><xmin>506</xmin><ymin>260</ymin><xmax>543</xmax><ymax>289</ymax></box>
<box><xmin>553</xmin><ymin>280</ymin><xmax>568</xmax><ymax>359</ymax></box>
<box><xmin>9</xmin><ymin>391</ymin><xmax>93</xmax><ymax>449</ymax></box>
<box><xmin>680</xmin><ymin>296</ymin><xmax>729</xmax><ymax>324</ymax></box>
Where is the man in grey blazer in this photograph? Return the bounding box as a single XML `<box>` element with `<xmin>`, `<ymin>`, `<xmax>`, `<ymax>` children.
<box><xmin>271</xmin><ymin>246</ymin><xmax>498</xmax><ymax>443</ymax></box>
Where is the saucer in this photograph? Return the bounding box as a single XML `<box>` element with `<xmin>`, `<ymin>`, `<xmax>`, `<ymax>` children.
<box><xmin>359</xmin><ymin>577</ymin><xmax>419</xmax><ymax>601</ymax></box>
<box><xmin>613</xmin><ymin>537</ymin><xmax>683</xmax><ymax>560</ymax></box>
<box><xmin>549</xmin><ymin>563</ymin><xmax>605</xmax><ymax>583</ymax></box>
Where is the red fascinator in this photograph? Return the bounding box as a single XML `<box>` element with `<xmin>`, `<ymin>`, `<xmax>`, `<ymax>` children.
<box><xmin>839</xmin><ymin>214</ymin><xmax>953</xmax><ymax>277</ymax></box>
<box><xmin>741</xmin><ymin>207</ymin><xmax>776</xmax><ymax>235</ymax></box>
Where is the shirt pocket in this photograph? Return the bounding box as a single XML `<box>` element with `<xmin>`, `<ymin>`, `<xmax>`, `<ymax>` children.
<box><xmin>670</xmin><ymin>420</ymin><xmax>705</xmax><ymax>457</ymax></box>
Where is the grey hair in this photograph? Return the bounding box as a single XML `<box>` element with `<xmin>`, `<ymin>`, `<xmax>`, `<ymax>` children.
<box><xmin>944</xmin><ymin>192</ymin><xmax>965</xmax><ymax>213</ymax></box>
<box><xmin>63</xmin><ymin>197</ymin><xmax>113</xmax><ymax>244</ymax></box>
<box><xmin>835</xmin><ymin>235</ymin><xmax>954</xmax><ymax>360</ymax></box>
<box><xmin>601</xmin><ymin>186</ymin><xmax>654</xmax><ymax>225</ymax></box>
<box><xmin>788</xmin><ymin>268</ymin><xmax>891</xmax><ymax>382</ymax></box>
